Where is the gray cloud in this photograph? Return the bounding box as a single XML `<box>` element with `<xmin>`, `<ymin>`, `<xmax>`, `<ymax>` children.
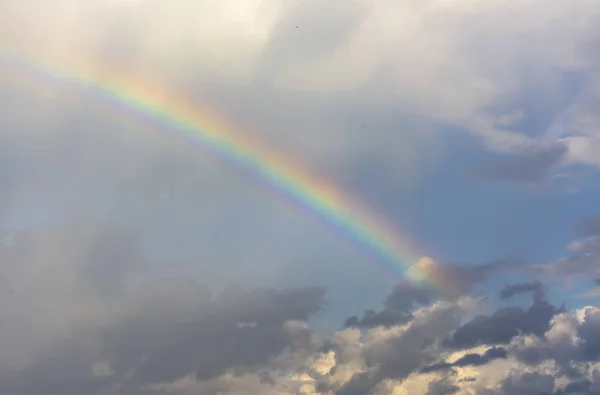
<box><xmin>473</xmin><ymin>142</ymin><xmax>568</xmax><ymax>183</ymax></box>
<box><xmin>555</xmin><ymin>379</ymin><xmax>593</xmax><ymax>395</ymax></box>
<box><xmin>344</xmin><ymin>280</ymin><xmax>432</xmax><ymax>329</ymax></box>
<box><xmin>508</xmin><ymin>308</ymin><xmax>600</xmax><ymax>388</ymax></box>
<box><xmin>500</xmin><ymin>372</ymin><xmax>556</xmax><ymax>395</ymax></box>
<box><xmin>0</xmin><ymin>280</ymin><xmax>326</xmax><ymax>394</ymax></box>
<box><xmin>578</xmin><ymin>308</ymin><xmax>600</xmax><ymax>361</ymax></box>
<box><xmin>2</xmin><ymin>226</ymin><xmax>600</xmax><ymax>395</ymax></box>
<box><xmin>0</xmin><ymin>220</ymin><xmax>327</xmax><ymax>395</ymax></box>
<box><xmin>335</xmin><ymin>302</ymin><xmax>465</xmax><ymax>395</ymax></box>
<box><xmin>444</xmin><ymin>293</ymin><xmax>564</xmax><ymax>349</ymax></box>
<box><xmin>500</xmin><ymin>281</ymin><xmax>545</xmax><ymax>300</ymax></box>
<box><xmin>426</xmin><ymin>376</ymin><xmax>460</xmax><ymax>395</ymax></box>
<box><xmin>421</xmin><ymin>347</ymin><xmax>508</xmax><ymax>373</ymax></box>
<box><xmin>343</xmin><ymin>256</ymin><xmax>524</xmax><ymax>330</ymax></box>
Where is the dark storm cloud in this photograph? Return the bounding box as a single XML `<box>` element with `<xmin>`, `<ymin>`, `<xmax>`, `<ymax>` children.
<box><xmin>444</xmin><ymin>293</ymin><xmax>564</xmax><ymax>349</ymax></box>
<box><xmin>477</xmin><ymin>372</ymin><xmax>600</xmax><ymax>395</ymax></box>
<box><xmin>500</xmin><ymin>372</ymin><xmax>556</xmax><ymax>395</ymax></box>
<box><xmin>426</xmin><ymin>376</ymin><xmax>460</xmax><ymax>395</ymax></box>
<box><xmin>500</xmin><ymin>281</ymin><xmax>545</xmax><ymax>300</ymax></box>
<box><xmin>508</xmin><ymin>308</ymin><xmax>600</xmax><ymax>385</ymax></box>
<box><xmin>512</xmin><ymin>343</ymin><xmax>566</xmax><ymax>372</ymax></box>
<box><xmin>335</xmin><ymin>302</ymin><xmax>465</xmax><ymax>395</ymax></box>
<box><xmin>577</xmin><ymin>308</ymin><xmax>600</xmax><ymax>361</ymax></box>
<box><xmin>556</xmin><ymin>370</ymin><xmax>600</xmax><ymax>395</ymax></box>
<box><xmin>113</xmin><ymin>285</ymin><xmax>324</xmax><ymax>385</ymax></box>
<box><xmin>341</xmin><ymin>254</ymin><xmax>524</xmax><ymax>330</ymax></box>
<box><xmin>473</xmin><ymin>141</ymin><xmax>568</xmax><ymax>183</ymax></box>
<box><xmin>0</xmin><ymin>282</ymin><xmax>326</xmax><ymax>395</ymax></box>
<box><xmin>0</xmin><ymin>220</ymin><xmax>327</xmax><ymax>395</ymax></box>
<box><xmin>421</xmin><ymin>347</ymin><xmax>508</xmax><ymax>373</ymax></box>
<box><xmin>555</xmin><ymin>379</ymin><xmax>592</xmax><ymax>394</ymax></box>
<box><xmin>344</xmin><ymin>280</ymin><xmax>432</xmax><ymax>329</ymax></box>
<box><xmin>3</xmin><ymin>222</ymin><xmax>600</xmax><ymax>395</ymax></box>
<box><xmin>342</xmin><ymin>255</ymin><xmax>521</xmax><ymax>330</ymax></box>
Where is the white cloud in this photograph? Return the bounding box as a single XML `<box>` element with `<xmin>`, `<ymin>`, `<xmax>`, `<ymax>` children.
<box><xmin>3</xmin><ymin>0</ymin><xmax>599</xmax><ymax>176</ymax></box>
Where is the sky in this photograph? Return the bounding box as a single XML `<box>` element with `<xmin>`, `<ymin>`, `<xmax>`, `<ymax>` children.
<box><xmin>1</xmin><ymin>0</ymin><xmax>600</xmax><ymax>394</ymax></box>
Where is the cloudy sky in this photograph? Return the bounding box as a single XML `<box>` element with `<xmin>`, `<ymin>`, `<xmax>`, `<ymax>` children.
<box><xmin>1</xmin><ymin>0</ymin><xmax>600</xmax><ymax>394</ymax></box>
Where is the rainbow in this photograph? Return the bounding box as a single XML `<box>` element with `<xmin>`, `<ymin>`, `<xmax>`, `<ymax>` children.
<box><xmin>0</xmin><ymin>46</ymin><xmax>440</xmax><ymax>293</ymax></box>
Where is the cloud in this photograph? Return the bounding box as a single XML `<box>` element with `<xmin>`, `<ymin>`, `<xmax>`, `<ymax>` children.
<box><xmin>344</xmin><ymin>256</ymin><xmax>525</xmax><ymax>330</ymax></box>
<box><xmin>555</xmin><ymin>379</ymin><xmax>594</xmax><ymax>395</ymax></box>
<box><xmin>2</xmin><ymin>224</ymin><xmax>600</xmax><ymax>395</ymax></box>
<box><xmin>0</xmin><ymin>282</ymin><xmax>326</xmax><ymax>394</ymax></box>
<box><xmin>334</xmin><ymin>300</ymin><xmax>467</xmax><ymax>395</ymax></box>
<box><xmin>421</xmin><ymin>347</ymin><xmax>508</xmax><ymax>373</ymax></box>
<box><xmin>3</xmin><ymin>0</ymin><xmax>600</xmax><ymax>176</ymax></box>
<box><xmin>301</xmin><ymin>299</ymin><xmax>600</xmax><ymax>395</ymax></box>
<box><xmin>409</xmin><ymin>256</ymin><xmax>525</xmax><ymax>300</ymax></box>
<box><xmin>472</xmin><ymin>142</ymin><xmax>568</xmax><ymax>184</ymax></box>
<box><xmin>0</xmin><ymin>219</ymin><xmax>540</xmax><ymax>395</ymax></box>
<box><xmin>426</xmin><ymin>376</ymin><xmax>460</xmax><ymax>395</ymax></box>
<box><xmin>500</xmin><ymin>371</ymin><xmax>556</xmax><ymax>395</ymax></box>
<box><xmin>344</xmin><ymin>280</ymin><xmax>432</xmax><ymax>329</ymax></box>
<box><xmin>0</xmin><ymin>220</ymin><xmax>329</xmax><ymax>395</ymax></box>
<box><xmin>500</xmin><ymin>281</ymin><xmax>546</xmax><ymax>300</ymax></box>
<box><xmin>444</xmin><ymin>293</ymin><xmax>564</xmax><ymax>349</ymax></box>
